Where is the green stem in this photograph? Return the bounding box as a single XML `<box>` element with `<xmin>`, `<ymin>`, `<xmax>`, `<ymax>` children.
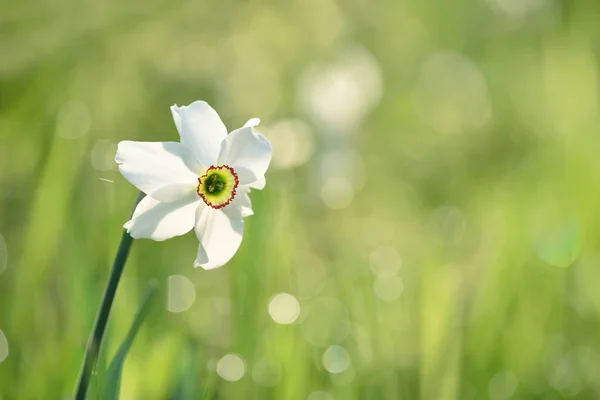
<box><xmin>74</xmin><ymin>192</ymin><xmax>144</xmax><ymax>400</ymax></box>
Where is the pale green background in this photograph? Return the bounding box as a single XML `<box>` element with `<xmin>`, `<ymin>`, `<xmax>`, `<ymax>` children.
<box><xmin>1</xmin><ymin>0</ymin><xmax>600</xmax><ymax>398</ymax></box>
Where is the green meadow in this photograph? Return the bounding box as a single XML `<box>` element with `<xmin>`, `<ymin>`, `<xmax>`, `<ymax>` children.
<box><xmin>1</xmin><ymin>0</ymin><xmax>600</xmax><ymax>398</ymax></box>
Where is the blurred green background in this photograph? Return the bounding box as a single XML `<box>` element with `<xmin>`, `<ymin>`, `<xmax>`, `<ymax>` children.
<box><xmin>2</xmin><ymin>0</ymin><xmax>600</xmax><ymax>398</ymax></box>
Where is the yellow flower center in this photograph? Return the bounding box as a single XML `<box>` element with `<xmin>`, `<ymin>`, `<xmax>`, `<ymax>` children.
<box><xmin>197</xmin><ymin>165</ymin><xmax>239</xmax><ymax>209</ymax></box>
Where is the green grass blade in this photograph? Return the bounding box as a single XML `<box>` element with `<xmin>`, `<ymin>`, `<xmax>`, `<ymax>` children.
<box><xmin>102</xmin><ymin>283</ymin><xmax>158</xmax><ymax>400</ymax></box>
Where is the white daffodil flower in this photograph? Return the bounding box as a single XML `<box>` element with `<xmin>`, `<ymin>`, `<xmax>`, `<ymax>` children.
<box><xmin>115</xmin><ymin>101</ymin><xmax>272</xmax><ymax>270</ymax></box>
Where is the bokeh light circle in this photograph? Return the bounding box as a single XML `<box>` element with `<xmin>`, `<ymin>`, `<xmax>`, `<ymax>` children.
<box><xmin>268</xmin><ymin>293</ymin><xmax>301</xmax><ymax>324</ymax></box>
<box><xmin>299</xmin><ymin>46</ymin><xmax>383</xmax><ymax>131</ymax></box>
<box><xmin>265</xmin><ymin>119</ymin><xmax>315</xmax><ymax>169</ymax></box>
<box><xmin>91</xmin><ymin>139</ymin><xmax>117</xmax><ymax>171</ymax></box>
<box><xmin>321</xmin><ymin>177</ymin><xmax>353</xmax><ymax>210</ymax></box>
<box><xmin>373</xmin><ymin>275</ymin><xmax>404</xmax><ymax>302</ymax></box>
<box><xmin>0</xmin><ymin>329</ymin><xmax>8</xmax><ymax>363</ymax></box>
<box><xmin>412</xmin><ymin>50</ymin><xmax>491</xmax><ymax>134</ymax></box>
<box><xmin>322</xmin><ymin>345</ymin><xmax>351</xmax><ymax>373</ymax></box>
<box><xmin>534</xmin><ymin>222</ymin><xmax>580</xmax><ymax>268</ymax></box>
<box><xmin>217</xmin><ymin>354</ymin><xmax>246</xmax><ymax>381</ymax></box>
<box><xmin>369</xmin><ymin>246</ymin><xmax>402</xmax><ymax>277</ymax></box>
<box><xmin>167</xmin><ymin>275</ymin><xmax>196</xmax><ymax>313</ymax></box>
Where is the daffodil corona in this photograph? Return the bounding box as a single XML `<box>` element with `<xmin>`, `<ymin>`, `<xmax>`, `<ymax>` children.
<box><xmin>115</xmin><ymin>101</ymin><xmax>272</xmax><ymax>269</ymax></box>
<box><xmin>197</xmin><ymin>165</ymin><xmax>239</xmax><ymax>209</ymax></box>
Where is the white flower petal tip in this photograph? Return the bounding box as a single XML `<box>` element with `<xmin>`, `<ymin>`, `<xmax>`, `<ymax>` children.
<box><xmin>193</xmin><ymin>258</ymin><xmax>231</xmax><ymax>270</ymax></box>
<box><xmin>124</xmin><ymin>195</ymin><xmax>201</xmax><ymax>241</ymax></box>
<box><xmin>116</xmin><ymin>100</ymin><xmax>269</xmax><ymax>268</ymax></box>
<box><xmin>170</xmin><ymin>101</ymin><xmax>227</xmax><ymax>167</ymax></box>
<box><xmin>218</xmin><ymin>126</ymin><xmax>272</xmax><ymax>190</ymax></box>
<box><xmin>243</xmin><ymin>117</ymin><xmax>261</xmax><ymax>128</ymax></box>
<box><xmin>114</xmin><ymin>140</ymin><xmax>200</xmax><ymax>202</ymax></box>
<box><xmin>194</xmin><ymin>208</ymin><xmax>244</xmax><ymax>270</ymax></box>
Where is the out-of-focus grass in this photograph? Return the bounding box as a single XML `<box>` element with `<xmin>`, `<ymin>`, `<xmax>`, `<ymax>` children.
<box><xmin>2</xmin><ymin>0</ymin><xmax>600</xmax><ymax>398</ymax></box>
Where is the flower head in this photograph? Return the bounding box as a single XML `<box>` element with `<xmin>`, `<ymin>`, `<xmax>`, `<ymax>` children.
<box><xmin>115</xmin><ymin>101</ymin><xmax>272</xmax><ymax>269</ymax></box>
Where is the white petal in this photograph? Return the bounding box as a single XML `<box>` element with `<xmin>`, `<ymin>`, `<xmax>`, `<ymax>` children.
<box><xmin>115</xmin><ymin>141</ymin><xmax>200</xmax><ymax>202</ymax></box>
<box><xmin>218</xmin><ymin>126</ymin><xmax>272</xmax><ymax>189</ymax></box>
<box><xmin>171</xmin><ymin>105</ymin><xmax>183</xmax><ymax>134</ymax></box>
<box><xmin>243</xmin><ymin>117</ymin><xmax>261</xmax><ymax>128</ymax></box>
<box><xmin>223</xmin><ymin>186</ymin><xmax>254</xmax><ymax>219</ymax></box>
<box><xmin>250</xmin><ymin>176</ymin><xmax>266</xmax><ymax>191</ymax></box>
<box><xmin>232</xmin><ymin>166</ymin><xmax>260</xmax><ymax>187</ymax></box>
<box><xmin>194</xmin><ymin>207</ymin><xmax>244</xmax><ymax>270</ymax></box>
<box><xmin>149</xmin><ymin>184</ymin><xmax>198</xmax><ymax>202</ymax></box>
<box><xmin>171</xmin><ymin>101</ymin><xmax>227</xmax><ymax>167</ymax></box>
<box><xmin>124</xmin><ymin>194</ymin><xmax>202</xmax><ymax>241</ymax></box>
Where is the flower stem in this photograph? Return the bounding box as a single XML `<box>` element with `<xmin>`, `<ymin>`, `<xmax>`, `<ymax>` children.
<box><xmin>74</xmin><ymin>192</ymin><xmax>144</xmax><ymax>400</ymax></box>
